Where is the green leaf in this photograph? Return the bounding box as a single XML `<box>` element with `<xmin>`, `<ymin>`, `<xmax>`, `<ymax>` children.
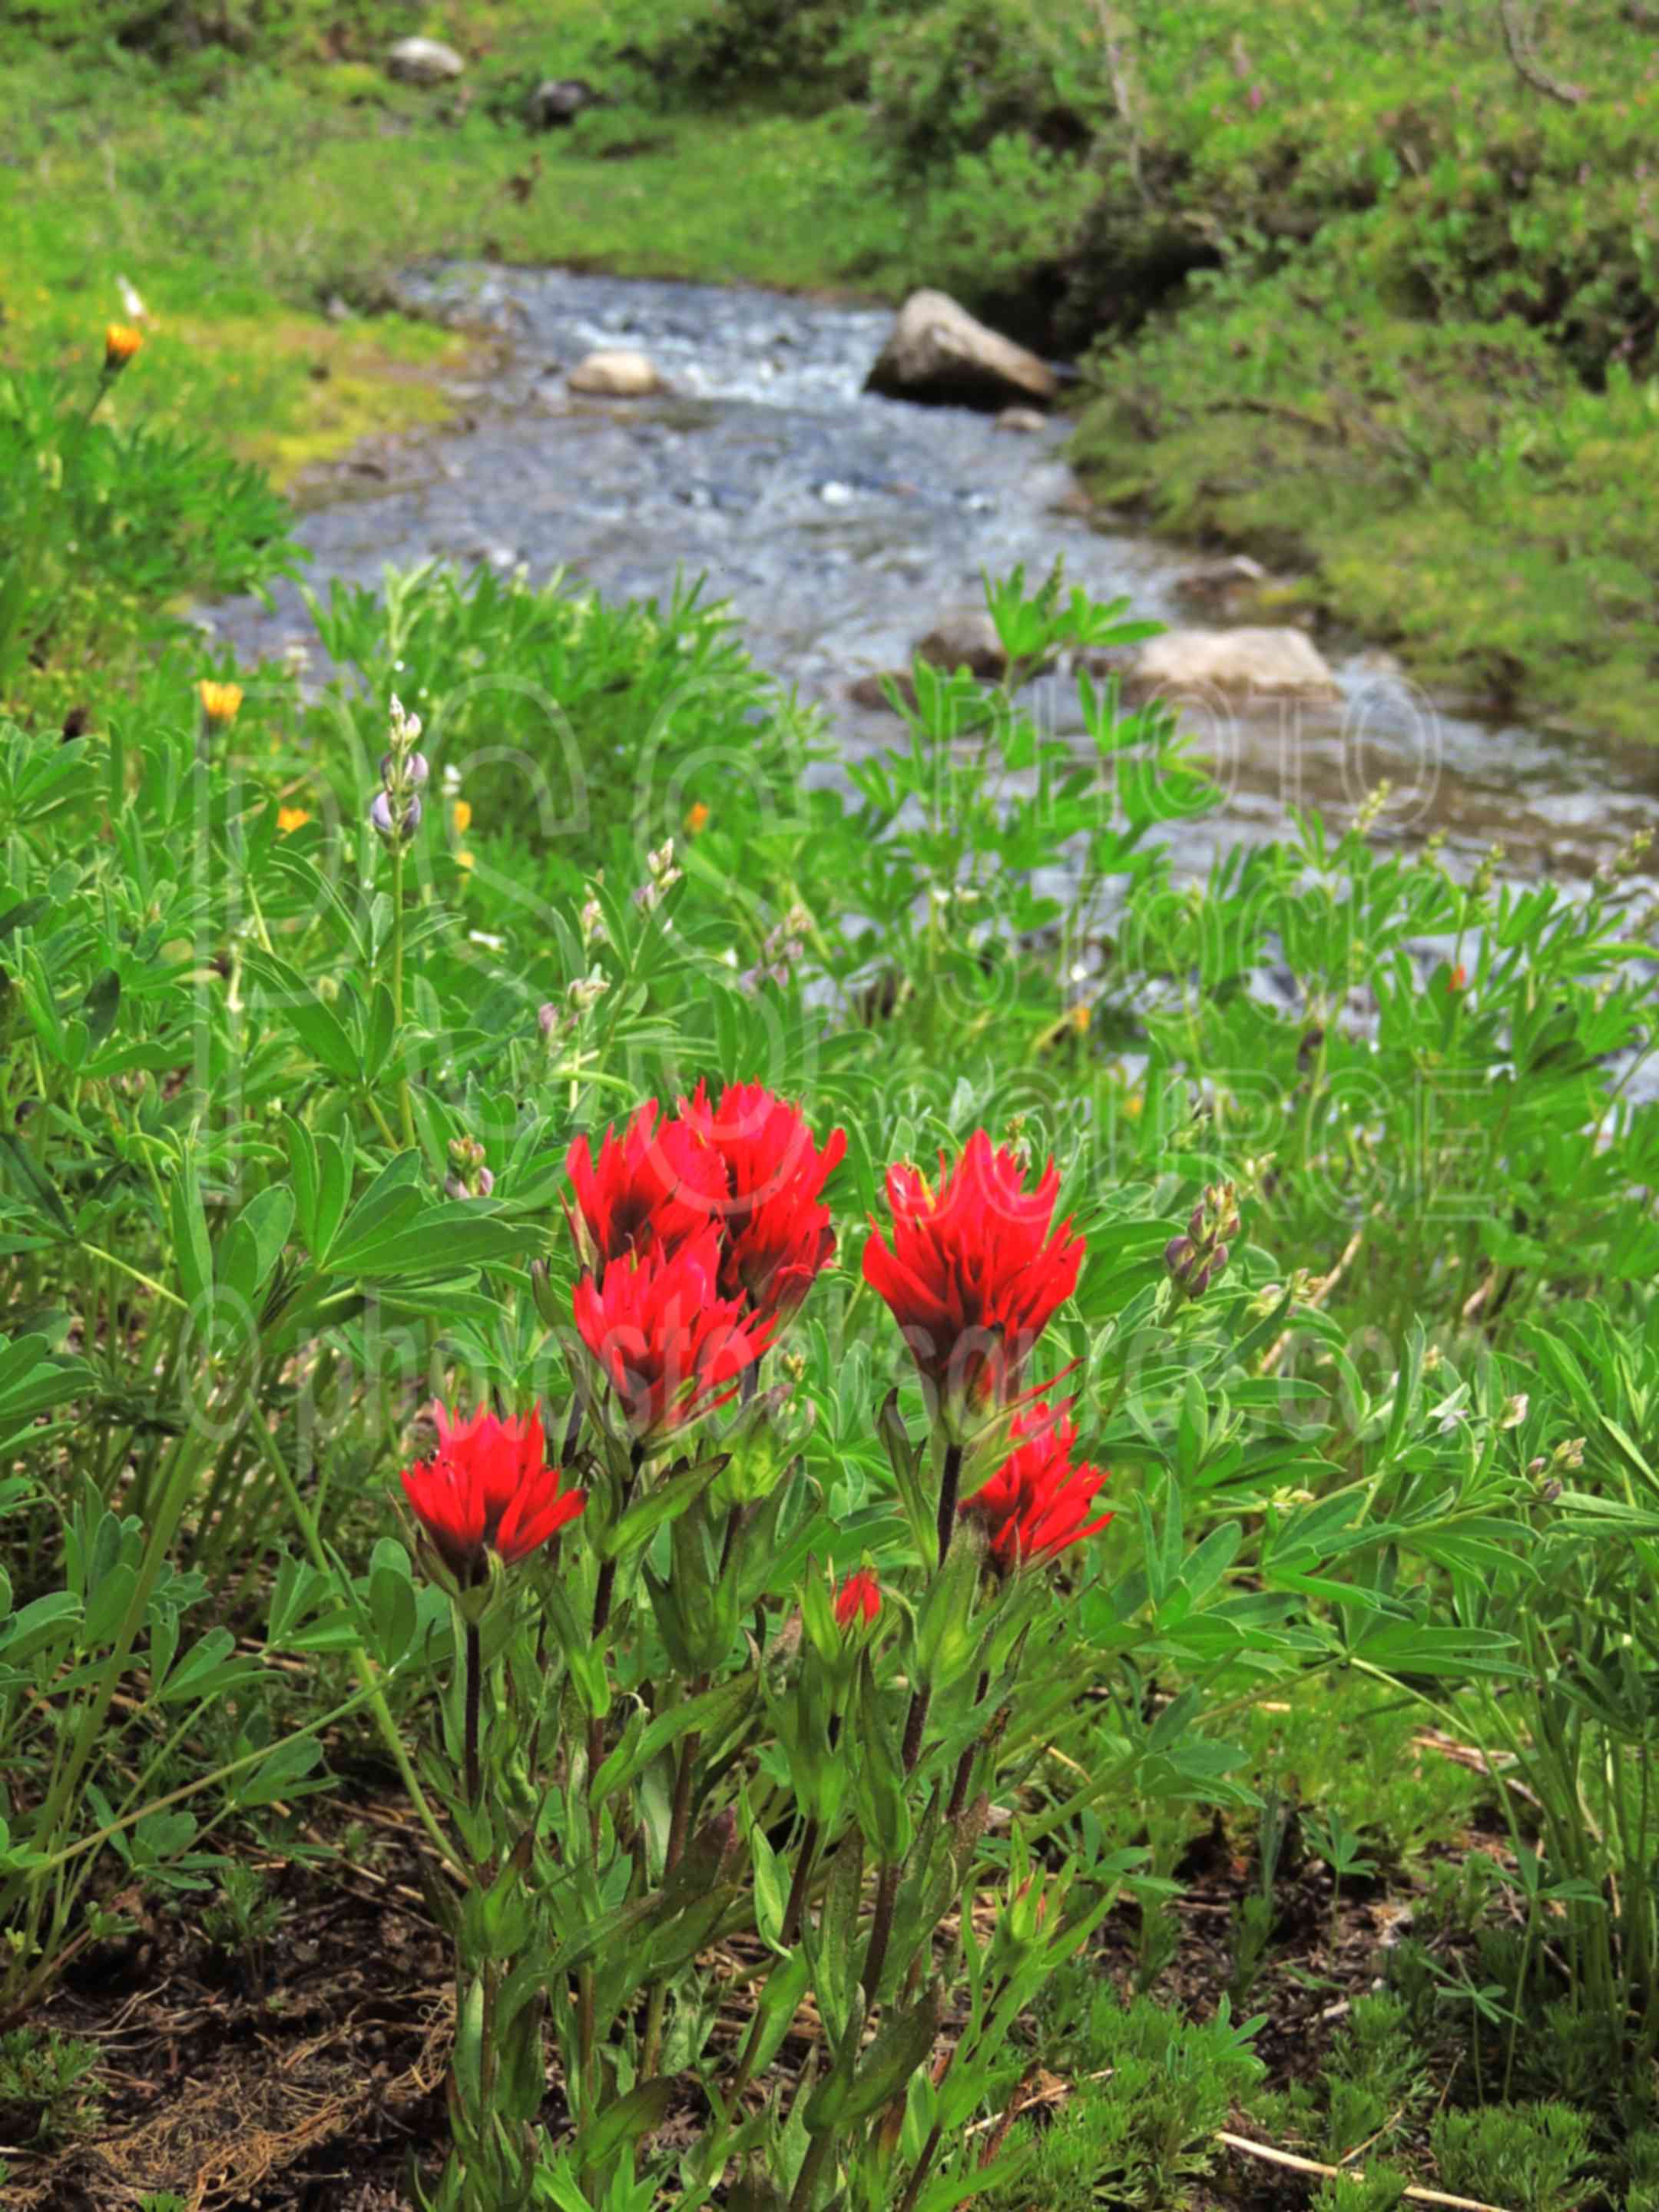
<box><xmin>575</xmin><ymin>2076</ymin><xmax>675</xmax><ymax>2169</ymax></box>
<box><xmin>167</xmin><ymin>1151</ymin><xmax>214</xmax><ymax>1310</ymax></box>
<box><xmin>807</xmin><ymin>1981</ymin><xmax>941</xmax><ymax>2130</ymax></box>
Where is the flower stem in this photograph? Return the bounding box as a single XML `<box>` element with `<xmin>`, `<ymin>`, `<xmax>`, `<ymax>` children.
<box><xmin>788</xmin><ymin>2131</ymin><xmax>832</xmax><ymax>2212</ymax></box>
<box><xmin>642</xmin><ymin>1718</ymin><xmax>702</xmax><ymax>2075</ymax></box>
<box><xmin>902</xmin><ymin>1684</ymin><xmax>932</xmax><ymax>1773</ymax></box>
<box><xmin>935</xmin><ymin>1439</ymin><xmax>962</xmax><ymax>1571</ymax></box>
<box><xmin>947</xmin><ymin>1670</ymin><xmax>992</xmax><ymax>1820</ymax></box>
<box><xmin>390</xmin><ymin>839</ymin><xmax>415</xmax><ymax>1150</ymax></box>
<box><xmin>464</xmin><ymin>1621</ymin><xmax>482</xmax><ymax>1810</ymax></box>
<box><xmin>861</xmin><ymin>1862</ymin><xmax>900</xmax><ymax>2007</ymax></box>
<box><xmin>781</xmin><ymin>1816</ymin><xmax>820</xmax><ymax>1948</ymax></box>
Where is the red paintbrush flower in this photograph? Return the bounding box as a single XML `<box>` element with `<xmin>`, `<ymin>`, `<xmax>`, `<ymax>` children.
<box><xmin>959</xmin><ymin>1398</ymin><xmax>1111</xmax><ymax>1571</ymax></box>
<box><xmin>831</xmin><ymin>1566</ymin><xmax>882</xmax><ymax>1629</ymax></box>
<box><xmin>680</xmin><ymin>1079</ymin><xmax>846</xmax><ymax>1323</ymax></box>
<box><xmin>565</xmin><ymin>1098</ymin><xmax>728</xmax><ymax>1274</ymax></box>
<box><xmin>399</xmin><ymin>1403</ymin><xmax>585</xmax><ymax>1582</ymax></box>
<box><xmin>862</xmin><ymin>1131</ymin><xmax>1084</xmax><ymax>1435</ymax></box>
<box><xmin>571</xmin><ymin>1228</ymin><xmax>777</xmax><ymax>1445</ymax></box>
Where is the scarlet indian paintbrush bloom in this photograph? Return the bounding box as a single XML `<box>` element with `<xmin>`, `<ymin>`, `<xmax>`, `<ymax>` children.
<box><xmin>400</xmin><ymin>1403</ymin><xmax>585</xmax><ymax>1582</ymax></box>
<box><xmin>566</xmin><ymin>1098</ymin><xmax>728</xmax><ymax>1275</ymax></box>
<box><xmin>831</xmin><ymin>1566</ymin><xmax>882</xmax><ymax>1628</ymax></box>
<box><xmin>960</xmin><ymin>1398</ymin><xmax>1110</xmax><ymax>1571</ymax></box>
<box><xmin>862</xmin><ymin>1130</ymin><xmax>1084</xmax><ymax>1434</ymax></box>
<box><xmin>572</xmin><ymin>1227</ymin><xmax>777</xmax><ymax>1445</ymax></box>
<box><xmin>680</xmin><ymin>1079</ymin><xmax>846</xmax><ymax>1324</ymax></box>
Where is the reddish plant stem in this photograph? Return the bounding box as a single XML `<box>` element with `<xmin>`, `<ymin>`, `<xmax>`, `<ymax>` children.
<box><xmin>946</xmin><ymin>1670</ymin><xmax>991</xmax><ymax>1820</ymax></box>
<box><xmin>935</xmin><ymin>1439</ymin><xmax>963</xmax><ymax>1570</ymax></box>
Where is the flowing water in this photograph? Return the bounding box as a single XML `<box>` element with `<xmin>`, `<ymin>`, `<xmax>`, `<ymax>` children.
<box><xmin>212</xmin><ymin>264</ymin><xmax>1659</xmax><ymax>888</ymax></box>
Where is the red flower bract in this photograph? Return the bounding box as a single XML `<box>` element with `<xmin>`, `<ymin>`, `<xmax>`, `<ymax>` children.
<box><xmin>566</xmin><ymin>1099</ymin><xmax>727</xmax><ymax>1273</ymax></box>
<box><xmin>862</xmin><ymin>1130</ymin><xmax>1083</xmax><ymax>1424</ymax></box>
<box><xmin>960</xmin><ymin>1398</ymin><xmax>1111</xmax><ymax>1571</ymax></box>
<box><xmin>680</xmin><ymin>1079</ymin><xmax>846</xmax><ymax>1323</ymax></box>
<box><xmin>572</xmin><ymin>1229</ymin><xmax>777</xmax><ymax>1443</ymax></box>
<box><xmin>831</xmin><ymin>1567</ymin><xmax>882</xmax><ymax>1628</ymax></box>
<box><xmin>400</xmin><ymin>1404</ymin><xmax>585</xmax><ymax>1581</ymax></box>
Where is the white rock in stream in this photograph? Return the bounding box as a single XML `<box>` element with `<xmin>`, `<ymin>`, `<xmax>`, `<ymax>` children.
<box><xmin>567</xmin><ymin>349</ymin><xmax>664</xmax><ymax>397</ymax></box>
<box><xmin>386</xmin><ymin>37</ymin><xmax>465</xmax><ymax>84</ymax></box>
<box><xmin>866</xmin><ymin>290</ymin><xmax>1057</xmax><ymax>412</ymax></box>
<box><xmin>1128</xmin><ymin>626</ymin><xmax>1339</xmax><ymax>702</ymax></box>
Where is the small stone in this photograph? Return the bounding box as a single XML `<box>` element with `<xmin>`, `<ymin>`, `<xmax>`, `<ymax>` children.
<box><xmin>995</xmin><ymin>406</ymin><xmax>1048</xmax><ymax>434</ymax></box>
<box><xmin>386</xmin><ymin>37</ymin><xmax>465</xmax><ymax>85</ymax></box>
<box><xmin>916</xmin><ymin>611</ymin><xmax>1008</xmax><ymax>682</ymax></box>
<box><xmin>849</xmin><ymin>672</ymin><xmax>918</xmax><ymax>714</ymax></box>
<box><xmin>567</xmin><ymin>349</ymin><xmax>664</xmax><ymax>398</ymax></box>
<box><xmin>527</xmin><ymin>78</ymin><xmax>602</xmax><ymax>128</ymax></box>
<box><xmin>1127</xmin><ymin>627</ymin><xmax>1340</xmax><ymax>702</ymax></box>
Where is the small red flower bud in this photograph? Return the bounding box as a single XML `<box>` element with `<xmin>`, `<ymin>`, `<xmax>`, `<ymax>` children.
<box><xmin>832</xmin><ymin>1567</ymin><xmax>882</xmax><ymax>1628</ymax></box>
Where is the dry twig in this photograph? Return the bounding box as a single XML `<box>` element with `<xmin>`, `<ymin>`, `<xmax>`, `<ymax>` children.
<box><xmin>1218</xmin><ymin>2128</ymin><xmax>1519</xmax><ymax>2212</ymax></box>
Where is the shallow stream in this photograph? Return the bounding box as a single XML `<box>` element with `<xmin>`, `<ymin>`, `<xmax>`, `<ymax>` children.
<box><xmin>212</xmin><ymin>265</ymin><xmax>1659</xmax><ymax>887</ymax></box>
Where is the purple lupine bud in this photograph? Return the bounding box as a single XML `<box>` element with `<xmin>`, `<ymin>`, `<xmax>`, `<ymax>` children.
<box><xmin>371</xmin><ymin>790</ymin><xmax>422</xmax><ymax>843</ymax></box>
<box><xmin>444</xmin><ymin>1173</ymin><xmax>466</xmax><ymax>1200</ymax></box>
<box><xmin>379</xmin><ymin>749</ymin><xmax>430</xmax><ymax>789</ymax></box>
<box><xmin>476</xmin><ymin>1166</ymin><xmax>495</xmax><ymax>1197</ymax></box>
<box><xmin>538</xmin><ymin>1001</ymin><xmax>559</xmax><ymax>1038</ymax></box>
<box><xmin>1188</xmin><ymin>1202</ymin><xmax>1207</xmax><ymax>1244</ymax></box>
<box><xmin>1165</xmin><ymin>1234</ymin><xmax>1194</xmax><ymax>1280</ymax></box>
<box><xmin>1209</xmin><ymin>1242</ymin><xmax>1229</xmax><ymax>1277</ymax></box>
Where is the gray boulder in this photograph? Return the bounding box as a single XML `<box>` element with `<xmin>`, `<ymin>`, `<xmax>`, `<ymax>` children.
<box><xmin>866</xmin><ymin>290</ymin><xmax>1058</xmax><ymax>412</ymax></box>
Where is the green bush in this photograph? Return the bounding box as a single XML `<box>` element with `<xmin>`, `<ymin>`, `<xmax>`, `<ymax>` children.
<box><xmin>1433</xmin><ymin>2103</ymin><xmax>1595</xmax><ymax>2212</ymax></box>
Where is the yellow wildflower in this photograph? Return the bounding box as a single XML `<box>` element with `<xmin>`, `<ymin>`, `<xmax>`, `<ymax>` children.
<box><xmin>452</xmin><ymin>799</ymin><xmax>472</xmax><ymax>834</ymax></box>
<box><xmin>104</xmin><ymin>323</ymin><xmax>143</xmax><ymax>372</ymax></box>
<box><xmin>276</xmin><ymin>806</ymin><xmax>310</xmax><ymax>835</ymax></box>
<box><xmin>456</xmin><ymin>850</ymin><xmax>475</xmax><ymax>873</ymax></box>
<box><xmin>1071</xmin><ymin>1002</ymin><xmax>1091</xmax><ymax>1033</ymax></box>
<box><xmin>684</xmin><ymin>800</ymin><xmax>710</xmax><ymax>835</ymax></box>
<box><xmin>198</xmin><ymin>680</ymin><xmax>243</xmax><ymax>727</ymax></box>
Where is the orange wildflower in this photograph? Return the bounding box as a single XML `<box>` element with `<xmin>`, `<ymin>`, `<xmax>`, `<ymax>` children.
<box><xmin>104</xmin><ymin>323</ymin><xmax>143</xmax><ymax>372</ymax></box>
<box><xmin>198</xmin><ymin>680</ymin><xmax>243</xmax><ymax>727</ymax></box>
